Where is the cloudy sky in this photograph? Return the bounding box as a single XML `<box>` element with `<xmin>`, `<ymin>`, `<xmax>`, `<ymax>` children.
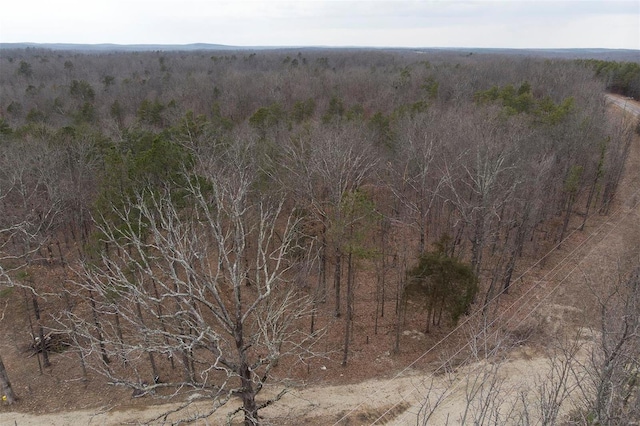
<box><xmin>1</xmin><ymin>0</ymin><xmax>638</xmax><ymax>49</ymax></box>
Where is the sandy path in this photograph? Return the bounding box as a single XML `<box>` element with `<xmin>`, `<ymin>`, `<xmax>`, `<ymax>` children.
<box><xmin>0</xmin><ymin>347</ymin><xmax>590</xmax><ymax>425</ymax></box>
<box><xmin>0</xmin><ymin>351</ymin><xmax>557</xmax><ymax>425</ymax></box>
<box><xmin>606</xmin><ymin>93</ymin><xmax>640</xmax><ymax>116</ymax></box>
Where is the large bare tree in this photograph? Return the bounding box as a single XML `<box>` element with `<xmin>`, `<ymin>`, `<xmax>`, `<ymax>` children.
<box><xmin>64</xmin><ymin>138</ymin><xmax>319</xmax><ymax>425</ymax></box>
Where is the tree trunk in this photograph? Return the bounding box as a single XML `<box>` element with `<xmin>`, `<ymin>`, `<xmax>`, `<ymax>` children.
<box><xmin>425</xmin><ymin>293</ymin><xmax>438</xmax><ymax>333</ymax></box>
<box><xmin>310</xmin><ymin>299</ymin><xmax>317</xmax><ymax>335</ymax></box>
<box><xmin>173</xmin><ymin>281</ymin><xmax>194</xmax><ymax>383</ymax></box>
<box><xmin>235</xmin><ymin>320</ymin><xmax>258</xmax><ymax>426</ymax></box>
<box><xmin>502</xmin><ymin>254</ymin><xmax>517</xmax><ymax>294</ymax></box>
<box><xmin>419</xmin><ymin>221</ymin><xmax>426</xmax><ymax>254</ymax></box>
<box><xmin>380</xmin><ymin>219</ymin><xmax>388</xmax><ymax>320</ymax></box>
<box><xmin>89</xmin><ymin>290</ymin><xmax>110</xmax><ymax>366</ymax></box>
<box><xmin>113</xmin><ymin>308</ymin><xmax>127</xmax><ymax>366</ymax></box>
<box><xmin>393</xmin><ymin>255</ymin><xmax>406</xmax><ymax>354</ymax></box>
<box><xmin>503</xmin><ymin>221</ymin><xmax>527</xmax><ymax>293</ymax></box>
<box><xmin>135</xmin><ymin>301</ymin><xmax>158</xmax><ymax>382</ymax></box>
<box><xmin>311</xmin><ymin>225</ymin><xmax>327</xmax><ymax>334</ymax></box>
<box><xmin>32</xmin><ymin>295</ymin><xmax>51</xmax><ymax>368</ymax></box>
<box><xmin>580</xmin><ymin>168</ymin><xmax>601</xmax><ymax>231</ymax></box>
<box><xmin>0</xmin><ymin>354</ymin><xmax>17</xmax><ymax>404</ymax></box>
<box><xmin>61</xmin><ymin>280</ymin><xmax>88</xmax><ymax>380</ymax></box>
<box><xmin>21</xmin><ymin>287</ymin><xmax>41</xmax><ymax>374</ymax></box>
<box><xmin>342</xmin><ymin>252</ymin><xmax>354</xmax><ymax>367</ymax></box>
<box><xmin>471</xmin><ymin>212</ymin><xmax>485</xmax><ymax>276</ymax></box>
<box><xmin>483</xmin><ymin>269</ymin><xmax>501</xmax><ymax>316</ymax></box>
<box><xmin>319</xmin><ymin>223</ymin><xmax>327</xmax><ymax>302</ymax></box>
<box><xmin>151</xmin><ymin>279</ymin><xmax>175</xmax><ymax>370</ymax></box>
<box><xmin>334</xmin><ymin>247</ymin><xmax>342</xmax><ymax>317</ymax></box>
<box><xmin>394</xmin><ymin>281</ymin><xmax>403</xmax><ymax>354</ymax></box>
<box><xmin>559</xmin><ymin>194</ymin><xmax>575</xmax><ymax>244</ymax></box>
<box><xmin>240</xmin><ymin>362</ymin><xmax>259</xmax><ymax>426</ymax></box>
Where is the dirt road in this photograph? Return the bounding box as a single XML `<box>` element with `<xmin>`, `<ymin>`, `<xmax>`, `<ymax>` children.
<box><xmin>0</xmin><ymin>347</ymin><xmax>586</xmax><ymax>425</ymax></box>
<box><xmin>605</xmin><ymin>93</ymin><xmax>640</xmax><ymax>116</ymax></box>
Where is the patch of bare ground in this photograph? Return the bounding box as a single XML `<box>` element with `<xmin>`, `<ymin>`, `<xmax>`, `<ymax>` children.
<box><xmin>1</xmin><ymin>100</ymin><xmax>639</xmax><ymax>425</ymax></box>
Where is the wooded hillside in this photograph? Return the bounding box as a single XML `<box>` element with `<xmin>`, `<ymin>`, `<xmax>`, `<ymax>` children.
<box><xmin>0</xmin><ymin>48</ymin><xmax>638</xmax><ymax>425</ymax></box>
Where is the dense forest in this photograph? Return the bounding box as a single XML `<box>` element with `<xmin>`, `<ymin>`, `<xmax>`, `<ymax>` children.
<box><xmin>0</xmin><ymin>48</ymin><xmax>638</xmax><ymax>425</ymax></box>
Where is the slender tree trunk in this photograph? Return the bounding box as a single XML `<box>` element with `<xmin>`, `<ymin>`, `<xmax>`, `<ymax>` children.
<box><xmin>319</xmin><ymin>223</ymin><xmax>327</xmax><ymax>302</ymax></box>
<box><xmin>113</xmin><ymin>308</ymin><xmax>127</xmax><ymax>366</ymax></box>
<box><xmin>393</xmin><ymin>254</ymin><xmax>406</xmax><ymax>354</ymax></box>
<box><xmin>334</xmin><ymin>246</ymin><xmax>342</xmax><ymax>317</ymax></box>
<box><xmin>471</xmin><ymin>212</ymin><xmax>485</xmax><ymax>275</ymax></box>
<box><xmin>380</xmin><ymin>219</ymin><xmax>388</xmax><ymax>319</ymax></box>
<box><xmin>180</xmin><ymin>344</ymin><xmax>193</xmax><ymax>384</ymax></box>
<box><xmin>135</xmin><ymin>300</ymin><xmax>158</xmax><ymax>382</ymax></box>
<box><xmin>342</xmin><ymin>251</ymin><xmax>354</xmax><ymax>367</ymax></box>
<box><xmin>559</xmin><ymin>194</ymin><xmax>575</xmax><ymax>244</ymax></box>
<box><xmin>32</xmin><ymin>295</ymin><xmax>51</xmax><ymax>368</ymax></box>
<box><xmin>61</xmin><ymin>278</ymin><xmax>88</xmax><ymax>380</ymax></box>
<box><xmin>394</xmin><ymin>280</ymin><xmax>403</xmax><ymax>354</ymax></box>
<box><xmin>483</xmin><ymin>268</ymin><xmax>501</xmax><ymax>316</ymax></box>
<box><xmin>425</xmin><ymin>294</ymin><xmax>437</xmax><ymax>333</ymax></box>
<box><xmin>21</xmin><ymin>287</ymin><xmax>41</xmax><ymax>374</ymax></box>
<box><xmin>502</xmin><ymin>254</ymin><xmax>517</xmax><ymax>294</ymax></box>
<box><xmin>436</xmin><ymin>295</ymin><xmax>445</xmax><ymax>326</ymax></box>
<box><xmin>172</xmin><ymin>280</ymin><xmax>194</xmax><ymax>383</ymax></box>
<box><xmin>580</xmin><ymin>169</ymin><xmax>601</xmax><ymax>231</ymax></box>
<box><xmin>310</xmin><ymin>300</ymin><xmax>317</xmax><ymax>335</ymax></box>
<box><xmin>55</xmin><ymin>240</ymin><xmax>66</xmax><ymax>266</ymax></box>
<box><xmin>0</xmin><ymin>354</ymin><xmax>17</xmax><ymax>404</ymax></box>
<box><xmin>151</xmin><ymin>279</ymin><xmax>175</xmax><ymax>370</ymax></box>
<box><xmin>452</xmin><ymin>224</ymin><xmax>465</xmax><ymax>258</ymax></box>
<box><xmin>503</xmin><ymin>221</ymin><xmax>527</xmax><ymax>293</ymax></box>
<box><xmin>68</xmin><ymin>222</ymin><xmax>76</xmax><ymax>248</ymax></box>
<box><xmin>311</xmin><ymin>224</ymin><xmax>327</xmax><ymax>334</ymax></box>
<box><xmin>88</xmin><ymin>290</ymin><xmax>110</xmax><ymax>366</ymax></box>
<box><xmin>374</xmin><ymin>220</ymin><xmax>388</xmax><ymax>335</ymax></box>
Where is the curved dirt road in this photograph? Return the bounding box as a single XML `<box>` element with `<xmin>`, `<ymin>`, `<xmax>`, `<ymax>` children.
<box><xmin>605</xmin><ymin>93</ymin><xmax>640</xmax><ymax>116</ymax></box>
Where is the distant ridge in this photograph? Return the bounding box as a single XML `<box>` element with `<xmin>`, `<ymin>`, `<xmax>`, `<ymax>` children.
<box><xmin>0</xmin><ymin>43</ymin><xmax>638</xmax><ymax>61</ymax></box>
<box><xmin>425</xmin><ymin>47</ymin><xmax>640</xmax><ymax>61</ymax></box>
<box><xmin>0</xmin><ymin>42</ymin><xmax>243</xmax><ymax>52</ymax></box>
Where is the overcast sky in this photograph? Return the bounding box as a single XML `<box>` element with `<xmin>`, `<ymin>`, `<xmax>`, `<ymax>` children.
<box><xmin>1</xmin><ymin>0</ymin><xmax>638</xmax><ymax>49</ymax></box>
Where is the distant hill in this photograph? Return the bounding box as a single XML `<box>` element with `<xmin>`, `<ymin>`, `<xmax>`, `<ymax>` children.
<box><xmin>0</xmin><ymin>42</ymin><xmax>243</xmax><ymax>52</ymax></box>
<box><xmin>411</xmin><ymin>47</ymin><xmax>640</xmax><ymax>62</ymax></box>
<box><xmin>0</xmin><ymin>43</ymin><xmax>638</xmax><ymax>61</ymax></box>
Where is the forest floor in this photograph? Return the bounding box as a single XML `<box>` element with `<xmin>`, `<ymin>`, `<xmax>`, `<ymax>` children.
<box><xmin>1</xmin><ymin>95</ymin><xmax>639</xmax><ymax>425</ymax></box>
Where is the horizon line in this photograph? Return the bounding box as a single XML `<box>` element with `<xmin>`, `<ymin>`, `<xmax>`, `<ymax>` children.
<box><xmin>1</xmin><ymin>42</ymin><xmax>639</xmax><ymax>52</ymax></box>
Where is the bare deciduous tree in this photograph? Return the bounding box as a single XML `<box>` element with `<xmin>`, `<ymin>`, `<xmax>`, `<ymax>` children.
<box><xmin>279</xmin><ymin>123</ymin><xmax>377</xmax><ymax>317</ymax></box>
<box><xmin>572</xmin><ymin>266</ymin><xmax>640</xmax><ymax>425</ymax></box>
<box><xmin>64</xmin><ymin>139</ymin><xmax>320</xmax><ymax>425</ymax></box>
